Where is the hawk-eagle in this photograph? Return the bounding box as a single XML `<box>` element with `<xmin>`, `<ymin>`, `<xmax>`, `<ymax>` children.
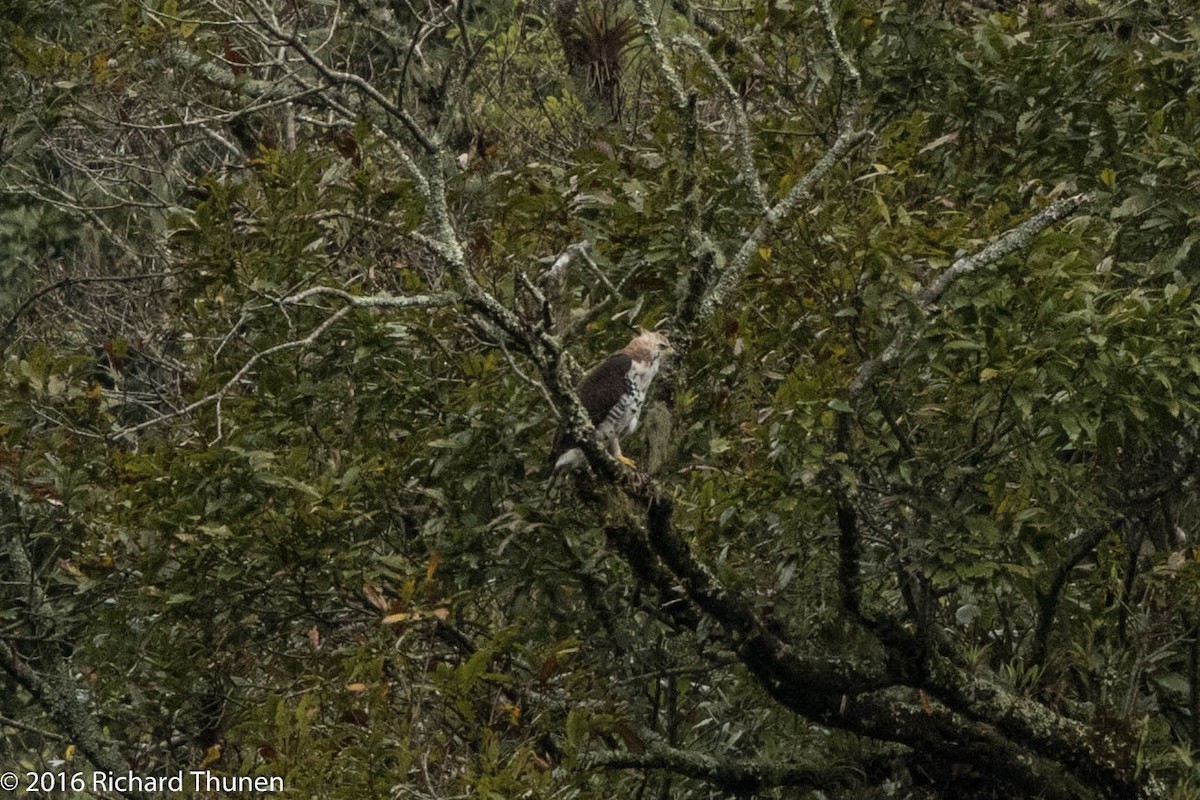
<box><xmin>550</xmin><ymin>330</ymin><xmax>673</xmax><ymax>475</ymax></box>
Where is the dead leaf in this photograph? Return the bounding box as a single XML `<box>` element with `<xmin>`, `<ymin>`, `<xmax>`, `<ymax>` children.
<box><xmin>363</xmin><ymin>583</ymin><xmax>388</xmax><ymax>611</ymax></box>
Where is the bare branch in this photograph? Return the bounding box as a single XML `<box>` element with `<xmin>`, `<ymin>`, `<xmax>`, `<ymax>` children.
<box><xmin>385</xmin><ymin>140</ymin><xmax>432</xmax><ymax>200</ymax></box>
<box><xmin>0</xmin><ymin>182</ymin><xmax>160</xmax><ymax>266</ymax></box>
<box><xmin>669</xmin><ymin>0</ymin><xmax>725</xmax><ymax>37</ymax></box>
<box><xmin>159</xmin><ymin>43</ymin><xmax>294</xmax><ymax>98</ymax></box>
<box><xmin>0</xmin><ymin>272</ymin><xmax>185</xmax><ymax>354</ymax></box>
<box><xmin>514</xmin><ymin>270</ymin><xmax>552</xmax><ymax>331</ymax></box>
<box><xmin>112</xmin><ymin>306</ymin><xmax>352</xmax><ymax>438</ymax></box>
<box><xmin>495</xmin><ymin>335</ymin><xmax>556</xmax><ymax>416</ymax></box>
<box><xmin>0</xmin><ymin>713</ymin><xmax>66</xmax><ymax>743</ymax></box>
<box><xmin>246</xmin><ymin>3</ymin><xmax>439</xmax><ymax>154</ymax></box>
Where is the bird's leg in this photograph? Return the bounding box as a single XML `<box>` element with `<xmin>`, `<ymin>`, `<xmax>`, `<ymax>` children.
<box><xmin>611</xmin><ymin>439</ymin><xmax>637</xmax><ymax>468</ymax></box>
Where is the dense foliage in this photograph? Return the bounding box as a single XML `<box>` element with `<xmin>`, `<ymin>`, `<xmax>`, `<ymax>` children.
<box><xmin>3</xmin><ymin>1</ymin><xmax>1200</xmax><ymax>798</ymax></box>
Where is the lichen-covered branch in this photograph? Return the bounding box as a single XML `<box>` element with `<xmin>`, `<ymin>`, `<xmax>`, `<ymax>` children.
<box><xmin>589</xmin><ymin>739</ymin><xmax>862</xmax><ymax>793</ymax></box>
<box><xmin>814</xmin><ymin>0</ymin><xmax>862</xmax><ymax>101</ymax></box>
<box><xmin>921</xmin><ymin>655</ymin><xmax>1133</xmax><ymax>797</ymax></box>
<box><xmin>632</xmin><ymin>492</ymin><xmax>1128</xmax><ymax>796</ymax></box>
<box><xmin>677</xmin><ymin>36</ymin><xmax>767</xmax><ymax>213</ymax></box>
<box><xmin>285</xmin><ymin>286</ymin><xmax>459</xmax><ymax>310</ymax></box>
<box><xmin>697</xmin><ymin>128</ymin><xmax>872</xmax><ymax>321</ymax></box>
<box><xmin>850</xmin><ymin>193</ymin><xmax>1093</xmax><ymax>398</ymax></box>
<box><xmin>631</xmin><ymin>0</ymin><xmax>689</xmax><ymax>111</ymax></box>
<box><xmin>832</xmin><ymin>687</ymin><xmax>1092</xmax><ymax>800</ymax></box>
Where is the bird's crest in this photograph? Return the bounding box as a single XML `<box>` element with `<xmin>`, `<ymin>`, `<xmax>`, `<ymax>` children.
<box><xmin>624</xmin><ymin>330</ymin><xmax>673</xmax><ymax>363</ymax></box>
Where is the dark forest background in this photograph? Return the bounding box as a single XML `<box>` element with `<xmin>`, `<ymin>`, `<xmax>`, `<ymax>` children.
<box><xmin>2</xmin><ymin>1</ymin><xmax>1200</xmax><ymax>797</ymax></box>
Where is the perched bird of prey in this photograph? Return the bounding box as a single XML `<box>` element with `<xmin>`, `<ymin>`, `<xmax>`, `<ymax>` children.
<box><xmin>550</xmin><ymin>330</ymin><xmax>673</xmax><ymax>476</ymax></box>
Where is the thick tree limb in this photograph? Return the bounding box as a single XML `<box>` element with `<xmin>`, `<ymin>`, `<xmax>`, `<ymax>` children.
<box><xmin>834</xmin><ymin>687</ymin><xmax>1093</xmax><ymax>800</ymax></box>
<box><xmin>918</xmin><ymin>653</ymin><xmax>1134</xmax><ymax>797</ymax></box>
<box><xmin>634</xmin><ymin>491</ymin><xmax>1129</xmax><ymax>796</ymax></box>
<box><xmin>589</xmin><ymin>740</ymin><xmax>862</xmax><ymax>793</ymax></box>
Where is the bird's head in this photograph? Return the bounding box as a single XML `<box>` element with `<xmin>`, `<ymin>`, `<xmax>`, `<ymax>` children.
<box><xmin>627</xmin><ymin>329</ymin><xmax>674</xmax><ymax>365</ymax></box>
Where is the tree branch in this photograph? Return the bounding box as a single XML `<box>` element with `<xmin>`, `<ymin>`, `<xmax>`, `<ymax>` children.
<box><xmin>1029</xmin><ymin>522</ymin><xmax>1117</xmax><ymax>667</ymax></box>
<box><xmin>676</xmin><ymin>36</ymin><xmax>767</xmax><ymax>213</ymax></box>
<box><xmin>0</xmin><ymin>496</ymin><xmax>147</xmax><ymax>800</ymax></box>
<box><xmin>631</xmin><ymin>0</ymin><xmax>689</xmax><ymax>112</ymax></box>
<box><xmin>284</xmin><ymin>286</ymin><xmax>459</xmax><ymax>310</ymax></box>
<box><xmin>589</xmin><ymin>739</ymin><xmax>864</xmax><ymax>793</ymax></box>
<box><xmin>112</xmin><ymin>306</ymin><xmax>351</xmax><ymax>438</ymax></box>
<box><xmin>0</xmin><ymin>271</ymin><xmax>184</xmax><ymax>354</ymax></box>
<box><xmin>814</xmin><ymin>0</ymin><xmax>862</xmax><ymax>101</ymax></box>
<box><xmin>697</xmin><ymin>128</ymin><xmax>872</xmax><ymax>321</ymax></box>
<box><xmin>850</xmin><ymin>194</ymin><xmax>1093</xmax><ymax>398</ymax></box>
<box><xmin>246</xmin><ymin>3</ymin><xmax>439</xmax><ymax>154</ymax></box>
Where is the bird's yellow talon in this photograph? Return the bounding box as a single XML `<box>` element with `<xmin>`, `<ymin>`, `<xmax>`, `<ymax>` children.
<box><xmin>617</xmin><ymin>455</ymin><xmax>637</xmax><ymax>468</ymax></box>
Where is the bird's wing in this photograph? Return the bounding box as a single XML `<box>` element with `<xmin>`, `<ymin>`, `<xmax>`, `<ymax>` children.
<box><xmin>577</xmin><ymin>353</ymin><xmax>632</xmax><ymax>424</ymax></box>
<box><xmin>550</xmin><ymin>352</ymin><xmax>632</xmax><ymax>465</ymax></box>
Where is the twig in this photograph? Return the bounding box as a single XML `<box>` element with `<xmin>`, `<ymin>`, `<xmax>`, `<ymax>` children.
<box><xmin>497</xmin><ymin>336</ymin><xmax>555</xmax><ymax>415</ymax></box>
<box><xmin>0</xmin><ymin>713</ymin><xmax>66</xmax><ymax>742</ymax></box>
<box><xmin>514</xmin><ymin>271</ymin><xmax>552</xmax><ymax>331</ymax></box>
<box><xmin>577</xmin><ymin>247</ymin><xmax>621</xmax><ymax>299</ymax></box>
